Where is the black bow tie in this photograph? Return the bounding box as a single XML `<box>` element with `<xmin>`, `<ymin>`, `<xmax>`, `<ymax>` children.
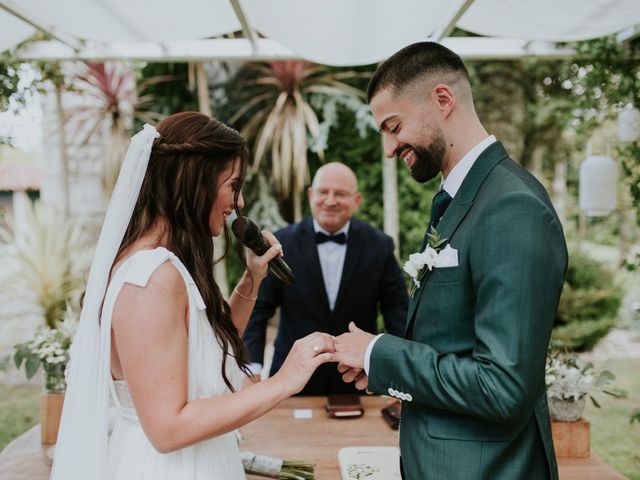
<box><xmin>315</xmin><ymin>231</ymin><xmax>347</xmax><ymax>245</ymax></box>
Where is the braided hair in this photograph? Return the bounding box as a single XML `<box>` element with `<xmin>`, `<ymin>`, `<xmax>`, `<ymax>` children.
<box><xmin>117</xmin><ymin>112</ymin><xmax>250</xmax><ymax>391</ymax></box>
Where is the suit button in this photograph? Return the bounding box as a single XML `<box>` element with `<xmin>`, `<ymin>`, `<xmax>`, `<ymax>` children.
<box><xmin>399</xmin><ymin>392</ymin><xmax>407</xmax><ymax>401</ymax></box>
<box><xmin>406</xmin><ymin>394</ymin><xmax>413</xmax><ymax>402</ymax></box>
<box><xmin>388</xmin><ymin>387</ymin><xmax>395</xmax><ymax>397</ymax></box>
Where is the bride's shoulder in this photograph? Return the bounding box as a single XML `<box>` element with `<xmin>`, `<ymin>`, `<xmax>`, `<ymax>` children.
<box><xmin>146</xmin><ymin>260</ymin><xmax>187</xmax><ymax>298</ymax></box>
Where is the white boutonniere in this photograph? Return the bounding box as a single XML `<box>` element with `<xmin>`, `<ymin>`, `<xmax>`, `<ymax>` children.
<box><xmin>403</xmin><ymin>227</ymin><xmax>447</xmax><ymax>298</ymax></box>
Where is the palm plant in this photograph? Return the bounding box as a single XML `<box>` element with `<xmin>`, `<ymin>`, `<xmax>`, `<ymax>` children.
<box><xmin>66</xmin><ymin>62</ymin><xmax>169</xmax><ymax>198</ymax></box>
<box><xmin>0</xmin><ymin>201</ymin><xmax>87</xmax><ymax>329</ymax></box>
<box><xmin>229</xmin><ymin>61</ymin><xmax>365</xmax><ymax>221</ymax></box>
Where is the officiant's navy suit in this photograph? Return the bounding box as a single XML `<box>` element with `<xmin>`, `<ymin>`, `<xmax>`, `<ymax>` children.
<box><xmin>243</xmin><ymin>216</ymin><xmax>408</xmax><ymax>395</ymax></box>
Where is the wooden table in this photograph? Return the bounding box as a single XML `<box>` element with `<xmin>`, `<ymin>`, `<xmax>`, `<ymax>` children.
<box><xmin>241</xmin><ymin>396</ymin><xmax>399</xmax><ymax>479</ymax></box>
<box><xmin>0</xmin><ymin>396</ymin><xmax>628</xmax><ymax>480</ymax></box>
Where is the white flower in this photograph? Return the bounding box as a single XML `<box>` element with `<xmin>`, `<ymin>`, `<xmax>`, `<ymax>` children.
<box><xmin>403</xmin><ymin>229</ymin><xmax>448</xmax><ymax>297</ymax></box>
<box><xmin>403</xmin><ymin>260</ymin><xmax>418</xmax><ymax>278</ymax></box>
<box><xmin>545</xmin><ymin>354</ymin><xmax>617</xmax><ymax>402</ymax></box>
<box><xmin>422</xmin><ymin>246</ymin><xmax>438</xmax><ymax>271</ymax></box>
<box><xmin>408</xmin><ymin>252</ymin><xmax>427</xmax><ymax>270</ymax></box>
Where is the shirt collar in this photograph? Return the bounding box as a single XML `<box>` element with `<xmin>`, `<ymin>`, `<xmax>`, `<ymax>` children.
<box><xmin>313</xmin><ymin>218</ymin><xmax>350</xmax><ymax>238</ymax></box>
<box><xmin>442</xmin><ymin>135</ymin><xmax>496</xmax><ymax>198</ymax></box>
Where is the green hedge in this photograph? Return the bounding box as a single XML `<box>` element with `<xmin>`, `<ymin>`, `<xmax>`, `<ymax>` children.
<box><xmin>552</xmin><ymin>251</ymin><xmax>622</xmax><ymax>351</ymax></box>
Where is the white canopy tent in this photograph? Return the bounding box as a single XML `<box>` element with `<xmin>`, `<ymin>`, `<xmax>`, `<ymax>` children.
<box><xmin>1</xmin><ymin>0</ymin><xmax>640</xmax><ymax>64</ymax></box>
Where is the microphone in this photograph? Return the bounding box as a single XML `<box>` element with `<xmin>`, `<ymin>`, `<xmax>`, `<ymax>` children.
<box><xmin>231</xmin><ymin>216</ymin><xmax>295</xmax><ymax>285</ymax></box>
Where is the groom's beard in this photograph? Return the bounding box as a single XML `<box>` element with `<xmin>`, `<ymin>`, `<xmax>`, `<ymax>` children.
<box><xmin>409</xmin><ymin>130</ymin><xmax>447</xmax><ymax>183</ymax></box>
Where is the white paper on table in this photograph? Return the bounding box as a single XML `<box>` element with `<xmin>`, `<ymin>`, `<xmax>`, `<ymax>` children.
<box><xmin>338</xmin><ymin>446</ymin><xmax>401</xmax><ymax>479</ymax></box>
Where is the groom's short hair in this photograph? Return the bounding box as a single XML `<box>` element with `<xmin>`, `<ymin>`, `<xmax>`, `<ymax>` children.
<box><xmin>367</xmin><ymin>42</ymin><xmax>471</xmax><ymax>104</ymax></box>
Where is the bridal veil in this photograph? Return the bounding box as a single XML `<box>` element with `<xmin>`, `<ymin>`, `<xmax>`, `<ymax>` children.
<box><xmin>51</xmin><ymin>124</ymin><xmax>159</xmax><ymax>479</ymax></box>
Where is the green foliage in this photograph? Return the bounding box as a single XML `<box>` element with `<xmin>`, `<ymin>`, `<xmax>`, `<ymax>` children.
<box><xmin>552</xmin><ymin>316</ymin><xmax>616</xmax><ymax>352</ymax></box>
<box><xmin>568</xmin><ymin>36</ymin><xmax>640</xmax><ymax>220</ymax></box>
<box><xmin>13</xmin><ymin>344</ymin><xmax>41</xmax><ymax>379</ymax></box>
<box><xmin>0</xmin><ymin>53</ymin><xmax>40</xmax><ymax>145</ymax></box>
<box><xmin>553</xmin><ymin>251</ymin><xmax>622</xmax><ymax>351</ymax></box>
<box><xmin>0</xmin><ymin>52</ymin><xmax>24</xmax><ymax>112</ymax></box>
<box><xmin>585</xmin><ymin>358</ymin><xmax>640</xmax><ymax>479</ymax></box>
<box><xmin>132</xmin><ymin>63</ymin><xmax>198</xmax><ymax>131</ymax></box>
<box><xmin>321</xmin><ymin>107</ymin><xmax>383</xmax><ymax>226</ymax></box>
<box><xmin>468</xmin><ymin>59</ymin><xmax>576</xmax><ymax>174</ymax></box>
<box><xmin>0</xmin><ymin>201</ymin><xmax>86</xmax><ymax>329</ymax></box>
<box><xmin>618</xmin><ymin>143</ymin><xmax>640</xmax><ymax>225</ymax></box>
<box><xmin>0</xmin><ymin>384</ymin><xmax>40</xmax><ymax>452</ymax></box>
<box><xmin>13</xmin><ymin>311</ymin><xmax>76</xmax><ymax>392</ymax></box>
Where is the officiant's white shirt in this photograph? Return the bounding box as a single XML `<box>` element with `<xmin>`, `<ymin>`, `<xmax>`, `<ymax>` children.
<box><xmin>313</xmin><ymin>218</ymin><xmax>350</xmax><ymax>311</ymax></box>
<box><xmin>363</xmin><ymin>135</ymin><xmax>496</xmax><ymax>375</ymax></box>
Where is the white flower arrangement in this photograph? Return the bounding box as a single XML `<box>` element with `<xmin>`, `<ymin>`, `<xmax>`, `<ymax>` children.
<box><xmin>403</xmin><ymin>227</ymin><xmax>447</xmax><ymax>297</ymax></box>
<box><xmin>14</xmin><ymin>308</ymin><xmax>78</xmax><ymax>393</ymax></box>
<box><xmin>545</xmin><ymin>352</ymin><xmax>623</xmax><ymax>406</ymax></box>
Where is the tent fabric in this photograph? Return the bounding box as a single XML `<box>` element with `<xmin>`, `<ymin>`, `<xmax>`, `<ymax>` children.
<box><xmin>458</xmin><ymin>0</ymin><xmax>640</xmax><ymax>41</ymax></box>
<box><xmin>1</xmin><ymin>0</ymin><xmax>640</xmax><ymax>65</ymax></box>
<box><xmin>0</xmin><ymin>8</ymin><xmax>34</xmax><ymax>54</ymax></box>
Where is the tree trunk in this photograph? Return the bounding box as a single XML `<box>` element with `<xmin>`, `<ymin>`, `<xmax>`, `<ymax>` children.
<box><xmin>382</xmin><ymin>149</ymin><xmax>400</xmax><ymax>259</ymax></box>
<box><xmin>293</xmin><ymin>191</ymin><xmax>302</xmax><ymax>223</ymax></box>
<box><xmin>552</xmin><ymin>158</ymin><xmax>567</xmax><ymax>226</ymax></box>
<box><xmin>618</xmin><ymin>185</ymin><xmax>636</xmax><ymax>265</ymax></box>
<box><xmin>196</xmin><ymin>62</ymin><xmax>229</xmax><ymax>298</ymax></box>
<box><xmin>54</xmin><ymin>82</ymin><xmax>70</xmax><ymax>219</ymax></box>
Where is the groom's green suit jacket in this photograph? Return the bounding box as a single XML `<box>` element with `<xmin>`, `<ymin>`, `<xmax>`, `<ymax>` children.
<box><xmin>369</xmin><ymin>142</ymin><xmax>567</xmax><ymax>480</ymax></box>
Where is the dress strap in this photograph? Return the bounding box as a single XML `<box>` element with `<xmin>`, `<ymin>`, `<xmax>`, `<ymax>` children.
<box><xmin>119</xmin><ymin>247</ymin><xmax>206</xmax><ymax>311</ymax></box>
<box><xmin>121</xmin><ymin>247</ymin><xmax>173</xmax><ymax>287</ymax></box>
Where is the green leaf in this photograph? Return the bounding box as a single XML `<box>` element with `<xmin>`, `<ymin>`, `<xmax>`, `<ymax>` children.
<box><xmin>602</xmin><ymin>388</ymin><xmax>627</xmax><ymax>398</ymax></box>
<box><xmin>594</xmin><ymin>370</ymin><xmax>615</xmax><ymax>387</ymax></box>
<box><xmin>25</xmin><ymin>356</ymin><xmax>41</xmax><ymax>379</ymax></box>
<box><xmin>589</xmin><ymin>395</ymin><xmax>601</xmax><ymax>408</ymax></box>
<box><xmin>581</xmin><ymin>362</ymin><xmax>594</xmax><ymax>372</ymax></box>
<box><xmin>13</xmin><ymin>348</ymin><xmax>25</xmax><ymax>369</ymax></box>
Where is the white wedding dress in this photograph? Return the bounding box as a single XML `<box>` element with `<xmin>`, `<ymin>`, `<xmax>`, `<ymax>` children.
<box><xmin>101</xmin><ymin>247</ymin><xmax>246</xmax><ymax>479</ymax></box>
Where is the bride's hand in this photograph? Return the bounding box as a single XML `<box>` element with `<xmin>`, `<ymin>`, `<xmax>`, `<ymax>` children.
<box><xmin>274</xmin><ymin>332</ymin><xmax>335</xmax><ymax>396</ymax></box>
<box><xmin>245</xmin><ymin>230</ymin><xmax>282</xmax><ymax>281</ymax></box>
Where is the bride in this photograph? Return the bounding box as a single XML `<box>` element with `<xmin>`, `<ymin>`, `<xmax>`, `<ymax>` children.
<box><xmin>51</xmin><ymin>112</ymin><xmax>335</xmax><ymax>479</ymax></box>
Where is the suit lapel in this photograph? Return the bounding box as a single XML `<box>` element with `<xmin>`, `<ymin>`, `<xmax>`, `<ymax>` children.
<box><xmin>333</xmin><ymin>220</ymin><xmax>363</xmax><ymax>313</ymax></box>
<box><xmin>297</xmin><ymin>218</ymin><xmax>331</xmax><ymax>311</ymax></box>
<box><xmin>404</xmin><ymin>142</ymin><xmax>509</xmax><ymax>337</ymax></box>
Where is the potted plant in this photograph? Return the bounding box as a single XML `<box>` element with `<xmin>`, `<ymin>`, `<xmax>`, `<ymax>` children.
<box><xmin>13</xmin><ymin>307</ymin><xmax>77</xmax><ymax>444</ymax></box>
<box><xmin>545</xmin><ymin>352</ymin><xmax>624</xmax><ymax>422</ymax></box>
<box><xmin>1</xmin><ymin>201</ymin><xmax>86</xmax><ymax>445</ymax></box>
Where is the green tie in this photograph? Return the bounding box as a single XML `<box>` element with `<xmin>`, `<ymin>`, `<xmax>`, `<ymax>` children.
<box><xmin>428</xmin><ymin>189</ymin><xmax>453</xmax><ymax>230</ymax></box>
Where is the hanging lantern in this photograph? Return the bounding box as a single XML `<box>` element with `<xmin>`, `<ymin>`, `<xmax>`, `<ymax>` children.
<box><xmin>617</xmin><ymin>107</ymin><xmax>640</xmax><ymax>142</ymax></box>
<box><xmin>579</xmin><ymin>149</ymin><xmax>617</xmax><ymax>217</ymax></box>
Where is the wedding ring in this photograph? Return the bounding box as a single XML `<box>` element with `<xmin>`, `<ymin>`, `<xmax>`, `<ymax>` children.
<box><xmin>313</xmin><ymin>345</ymin><xmax>319</xmax><ymax>353</ymax></box>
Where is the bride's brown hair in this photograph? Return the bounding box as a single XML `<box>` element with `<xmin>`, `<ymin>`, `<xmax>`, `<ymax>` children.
<box><xmin>117</xmin><ymin>112</ymin><xmax>250</xmax><ymax>391</ymax></box>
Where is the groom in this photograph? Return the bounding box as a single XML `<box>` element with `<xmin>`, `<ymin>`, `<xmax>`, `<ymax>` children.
<box><xmin>334</xmin><ymin>42</ymin><xmax>567</xmax><ymax>479</ymax></box>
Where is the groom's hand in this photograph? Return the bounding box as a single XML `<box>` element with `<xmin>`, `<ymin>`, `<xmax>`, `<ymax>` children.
<box><xmin>338</xmin><ymin>363</ymin><xmax>370</xmax><ymax>391</ymax></box>
<box><xmin>334</xmin><ymin>322</ymin><xmax>373</xmax><ymax>370</ymax></box>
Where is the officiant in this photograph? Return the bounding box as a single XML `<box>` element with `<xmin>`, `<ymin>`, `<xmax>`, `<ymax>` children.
<box><xmin>242</xmin><ymin>162</ymin><xmax>407</xmax><ymax>395</ymax></box>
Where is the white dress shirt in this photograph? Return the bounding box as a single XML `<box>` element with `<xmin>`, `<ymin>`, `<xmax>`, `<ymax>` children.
<box><xmin>363</xmin><ymin>135</ymin><xmax>497</xmax><ymax>375</ymax></box>
<box><xmin>313</xmin><ymin>219</ymin><xmax>350</xmax><ymax>311</ymax></box>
